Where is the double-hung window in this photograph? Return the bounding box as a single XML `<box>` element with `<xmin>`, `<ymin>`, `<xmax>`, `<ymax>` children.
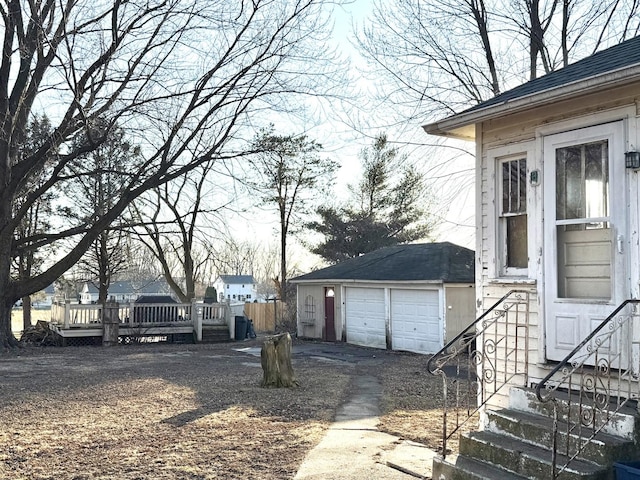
<box><xmin>499</xmin><ymin>157</ymin><xmax>528</xmax><ymax>275</ymax></box>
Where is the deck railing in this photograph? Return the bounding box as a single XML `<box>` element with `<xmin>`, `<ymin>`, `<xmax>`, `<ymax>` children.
<box><xmin>426</xmin><ymin>289</ymin><xmax>531</xmax><ymax>457</ymax></box>
<box><xmin>51</xmin><ymin>299</ymin><xmax>230</xmax><ymax>340</ymax></box>
<box><xmin>535</xmin><ymin>299</ymin><xmax>640</xmax><ymax>479</ymax></box>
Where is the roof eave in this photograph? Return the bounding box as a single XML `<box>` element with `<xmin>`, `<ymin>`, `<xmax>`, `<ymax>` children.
<box><xmin>422</xmin><ymin>64</ymin><xmax>640</xmax><ymax>140</ymax></box>
<box><xmin>291</xmin><ymin>278</ymin><xmax>446</xmax><ymax>284</ymax></box>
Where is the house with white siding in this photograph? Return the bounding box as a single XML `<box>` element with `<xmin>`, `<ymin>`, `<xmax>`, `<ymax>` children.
<box><xmin>423</xmin><ymin>36</ymin><xmax>640</xmax><ymax>479</ymax></box>
<box><xmin>212</xmin><ymin>275</ymin><xmax>257</xmax><ymax>303</ymax></box>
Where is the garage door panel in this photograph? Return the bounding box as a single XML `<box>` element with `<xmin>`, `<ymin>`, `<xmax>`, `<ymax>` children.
<box><xmin>345</xmin><ymin>287</ymin><xmax>386</xmax><ymax>349</ymax></box>
<box><xmin>391</xmin><ymin>289</ymin><xmax>441</xmax><ymax>355</ymax></box>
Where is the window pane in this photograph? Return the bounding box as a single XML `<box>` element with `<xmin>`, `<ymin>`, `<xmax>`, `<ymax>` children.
<box><xmin>556</xmin><ymin>141</ymin><xmax>608</xmax><ymax>220</ymax></box>
<box><xmin>556</xmin><ymin>146</ymin><xmax>582</xmax><ymax>220</ymax></box>
<box><xmin>502</xmin><ymin>158</ymin><xmax>526</xmax><ymax>214</ymax></box>
<box><xmin>507</xmin><ymin>214</ymin><xmax>528</xmax><ymax>268</ymax></box>
<box><xmin>502</xmin><ymin>162</ymin><xmax>509</xmax><ymax>213</ymax></box>
<box><xmin>585</xmin><ymin>141</ymin><xmax>608</xmax><ymax>218</ymax></box>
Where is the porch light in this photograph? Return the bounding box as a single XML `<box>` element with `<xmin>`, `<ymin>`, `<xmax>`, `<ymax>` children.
<box><xmin>625</xmin><ymin>151</ymin><xmax>640</xmax><ymax>169</ymax></box>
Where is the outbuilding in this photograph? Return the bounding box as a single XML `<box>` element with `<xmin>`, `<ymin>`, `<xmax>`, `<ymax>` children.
<box><xmin>291</xmin><ymin>242</ymin><xmax>475</xmax><ymax>354</ymax></box>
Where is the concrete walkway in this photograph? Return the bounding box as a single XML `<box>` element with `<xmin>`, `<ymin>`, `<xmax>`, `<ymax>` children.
<box><xmin>294</xmin><ymin>374</ymin><xmax>436</xmax><ymax>480</ymax></box>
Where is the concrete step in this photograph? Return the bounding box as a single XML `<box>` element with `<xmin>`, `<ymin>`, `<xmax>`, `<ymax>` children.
<box><xmin>459</xmin><ymin>430</ymin><xmax>607</xmax><ymax>480</ymax></box>
<box><xmin>509</xmin><ymin>387</ymin><xmax>639</xmax><ymax>441</ymax></box>
<box><xmin>432</xmin><ymin>453</ymin><xmax>530</xmax><ymax>480</ymax></box>
<box><xmin>486</xmin><ymin>408</ymin><xmax>637</xmax><ymax>466</ymax></box>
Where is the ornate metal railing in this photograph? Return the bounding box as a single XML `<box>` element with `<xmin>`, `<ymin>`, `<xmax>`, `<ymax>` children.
<box><xmin>427</xmin><ymin>289</ymin><xmax>531</xmax><ymax>458</ymax></box>
<box><xmin>535</xmin><ymin>299</ymin><xmax>640</xmax><ymax>479</ymax></box>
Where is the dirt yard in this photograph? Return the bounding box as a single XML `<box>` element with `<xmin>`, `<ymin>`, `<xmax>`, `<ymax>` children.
<box><xmin>0</xmin><ymin>338</ymin><xmax>454</xmax><ymax>480</ymax></box>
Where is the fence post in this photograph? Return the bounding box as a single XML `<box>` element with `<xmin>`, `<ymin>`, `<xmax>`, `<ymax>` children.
<box><xmin>64</xmin><ymin>299</ymin><xmax>71</xmax><ymax>329</ymax></box>
<box><xmin>102</xmin><ymin>299</ymin><xmax>120</xmax><ymax>346</ymax></box>
<box><xmin>193</xmin><ymin>299</ymin><xmax>202</xmax><ymax>342</ymax></box>
<box><xmin>225</xmin><ymin>302</ymin><xmax>234</xmax><ymax>340</ymax></box>
<box><xmin>129</xmin><ymin>301</ymin><xmax>135</xmax><ymax>327</ymax></box>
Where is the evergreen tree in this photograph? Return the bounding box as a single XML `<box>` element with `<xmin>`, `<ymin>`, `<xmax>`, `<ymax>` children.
<box><xmin>309</xmin><ymin>134</ymin><xmax>433</xmax><ymax>264</ymax></box>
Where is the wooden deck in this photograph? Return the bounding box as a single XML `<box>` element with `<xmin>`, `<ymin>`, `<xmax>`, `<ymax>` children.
<box><xmin>49</xmin><ymin>300</ymin><xmax>239</xmax><ymax>343</ymax></box>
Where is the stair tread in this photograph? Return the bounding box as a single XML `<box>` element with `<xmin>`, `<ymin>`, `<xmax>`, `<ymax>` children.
<box><xmin>519</xmin><ymin>386</ymin><xmax>638</xmax><ymax>417</ymax></box>
<box><xmin>435</xmin><ymin>453</ymin><xmax>531</xmax><ymax>480</ymax></box>
<box><xmin>465</xmin><ymin>430</ymin><xmax>605</xmax><ymax>474</ymax></box>
<box><xmin>489</xmin><ymin>408</ymin><xmax>631</xmax><ymax>445</ymax></box>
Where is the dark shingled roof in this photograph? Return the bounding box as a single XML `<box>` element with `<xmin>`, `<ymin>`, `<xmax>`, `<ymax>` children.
<box><xmin>465</xmin><ymin>35</ymin><xmax>640</xmax><ymax>113</ymax></box>
<box><xmin>292</xmin><ymin>242</ymin><xmax>474</xmax><ymax>283</ymax></box>
<box><xmin>218</xmin><ymin>275</ymin><xmax>255</xmax><ymax>284</ymax></box>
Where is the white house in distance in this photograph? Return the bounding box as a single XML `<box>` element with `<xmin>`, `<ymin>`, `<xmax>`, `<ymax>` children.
<box><xmin>213</xmin><ymin>275</ymin><xmax>257</xmax><ymax>303</ymax></box>
<box><xmin>423</xmin><ymin>36</ymin><xmax>640</xmax><ymax>478</ymax></box>
<box><xmin>291</xmin><ymin>243</ymin><xmax>475</xmax><ymax>355</ymax></box>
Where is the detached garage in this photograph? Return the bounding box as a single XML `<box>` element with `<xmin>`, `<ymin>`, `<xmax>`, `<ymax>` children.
<box><xmin>291</xmin><ymin>242</ymin><xmax>475</xmax><ymax>355</ymax></box>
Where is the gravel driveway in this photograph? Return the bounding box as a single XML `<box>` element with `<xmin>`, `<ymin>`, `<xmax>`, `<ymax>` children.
<box><xmin>0</xmin><ymin>337</ymin><xmax>450</xmax><ymax>480</ymax></box>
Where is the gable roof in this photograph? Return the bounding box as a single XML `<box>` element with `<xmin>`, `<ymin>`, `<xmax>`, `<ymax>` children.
<box><xmin>216</xmin><ymin>275</ymin><xmax>255</xmax><ymax>285</ymax></box>
<box><xmin>291</xmin><ymin>242</ymin><xmax>474</xmax><ymax>283</ymax></box>
<box><xmin>83</xmin><ymin>280</ymin><xmax>171</xmax><ymax>295</ymax></box>
<box><xmin>424</xmin><ymin>35</ymin><xmax>640</xmax><ymax>140</ymax></box>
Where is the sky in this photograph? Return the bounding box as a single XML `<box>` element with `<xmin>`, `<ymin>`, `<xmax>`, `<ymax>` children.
<box><xmin>218</xmin><ymin>0</ymin><xmax>476</xmax><ymax>274</ymax></box>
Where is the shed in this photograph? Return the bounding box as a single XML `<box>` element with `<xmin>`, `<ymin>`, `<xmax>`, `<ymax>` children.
<box><xmin>291</xmin><ymin>242</ymin><xmax>475</xmax><ymax>354</ymax></box>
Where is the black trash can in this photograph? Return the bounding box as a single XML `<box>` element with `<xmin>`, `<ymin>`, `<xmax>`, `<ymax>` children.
<box><xmin>234</xmin><ymin>315</ymin><xmax>248</xmax><ymax>341</ymax></box>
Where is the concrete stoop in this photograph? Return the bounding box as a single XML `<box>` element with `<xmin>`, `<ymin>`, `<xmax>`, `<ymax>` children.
<box><xmin>432</xmin><ymin>387</ymin><xmax>639</xmax><ymax>480</ymax></box>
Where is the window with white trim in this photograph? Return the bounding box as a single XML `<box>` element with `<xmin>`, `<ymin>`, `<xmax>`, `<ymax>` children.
<box><xmin>302</xmin><ymin>295</ymin><xmax>316</xmax><ymax>324</ymax></box>
<box><xmin>499</xmin><ymin>156</ymin><xmax>528</xmax><ymax>275</ymax></box>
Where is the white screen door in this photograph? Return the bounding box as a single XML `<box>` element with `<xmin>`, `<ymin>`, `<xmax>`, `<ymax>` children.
<box><xmin>543</xmin><ymin>122</ymin><xmax>627</xmax><ymax>362</ymax></box>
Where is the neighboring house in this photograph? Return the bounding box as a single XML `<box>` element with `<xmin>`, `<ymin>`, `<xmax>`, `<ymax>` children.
<box><xmin>80</xmin><ymin>280</ymin><xmax>173</xmax><ymax>304</ymax></box>
<box><xmin>213</xmin><ymin>275</ymin><xmax>257</xmax><ymax>303</ymax></box>
<box><xmin>423</xmin><ymin>36</ymin><xmax>640</xmax><ymax>478</ymax></box>
<box><xmin>290</xmin><ymin>242</ymin><xmax>475</xmax><ymax>355</ymax></box>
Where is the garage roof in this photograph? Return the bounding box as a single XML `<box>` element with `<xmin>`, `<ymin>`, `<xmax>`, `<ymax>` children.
<box><xmin>292</xmin><ymin>242</ymin><xmax>474</xmax><ymax>283</ymax></box>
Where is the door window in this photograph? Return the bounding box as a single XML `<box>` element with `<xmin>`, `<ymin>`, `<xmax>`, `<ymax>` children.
<box><xmin>555</xmin><ymin>140</ymin><xmax>611</xmax><ymax>299</ymax></box>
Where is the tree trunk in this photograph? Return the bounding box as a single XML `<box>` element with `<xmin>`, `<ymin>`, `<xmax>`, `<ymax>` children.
<box><xmin>22</xmin><ymin>296</ymin><xmax>32</xmax><ymax>331</ymax></box>
<box><xmin>0</xmin><ymin>303</ymin><xmax>19</xmax><ymax>349</ymax></box>
<box><xmin>260</xmin><ymin>332</ymin><xmax>297</xmax><ymax>388</ymax></box>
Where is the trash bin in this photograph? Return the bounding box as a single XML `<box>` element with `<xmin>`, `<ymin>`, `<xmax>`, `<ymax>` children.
<box><xmin>234</xmin><ymin>316</ymin><xmax>248</xmax><ymax>341</ymax></box>
<box><xmin>614</xmin><ymin>462</ymin><xmax>640</xmax><ymax>480</ymax></box>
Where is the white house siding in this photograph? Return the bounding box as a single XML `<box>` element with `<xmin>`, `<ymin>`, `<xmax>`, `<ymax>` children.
<box><xmin>477</xmin><ymin>88</ymin><xmax>640</xmax><ymax>410</ymax></box>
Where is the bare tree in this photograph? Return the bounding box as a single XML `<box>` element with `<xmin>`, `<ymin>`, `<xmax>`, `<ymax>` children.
<box><xmin>359</xmin><ymin>0</ymin><xmax>640</xmax><ymax>121</ymax></box>
<box><xmin>132</xmin><ymin>162</ymin><xmax>225</xmax><ymax>303</ymax></box>
<box><xmin>0</xmin><ymin>0</ymin><xmax>344</xmax><ymax>347</ymax></box>
<box><xmin>247</xmin><ymin>127</ymin><xmax>338</xmax><ymax>302</ymax></box>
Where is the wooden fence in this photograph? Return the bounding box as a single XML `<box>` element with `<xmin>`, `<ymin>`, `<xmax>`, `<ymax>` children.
<box><xmin>242</xmin><ymin>301</ymin><xmax>285</xmax><ymax>333</ymax></box>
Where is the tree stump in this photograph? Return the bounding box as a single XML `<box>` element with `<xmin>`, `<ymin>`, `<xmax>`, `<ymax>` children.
<box><xmin>260</xmin><ymin>332</ymin><xmax>298</xmax><ymax>388</ymax></box>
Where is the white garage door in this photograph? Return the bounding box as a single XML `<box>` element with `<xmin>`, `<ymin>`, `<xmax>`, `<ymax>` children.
<box><xmin>345</xmin><ymin>287</ymin><xmax>386</xmax><ymax>349</ymax></box>
<box><xmin>391</xmin><ymin>289</ymin><xmax>441</xmax><ymax>355</ymax></box>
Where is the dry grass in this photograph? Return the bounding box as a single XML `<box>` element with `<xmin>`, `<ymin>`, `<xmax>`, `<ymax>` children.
<box><xmin>0</xmin><ymin>339</ymin><xmax>471</xmax><ymax>479</ymax></box>
<box><xmin>377</xmin><ymin>351</ymin><xmax>479</xmax><ymax>455</ymax></box>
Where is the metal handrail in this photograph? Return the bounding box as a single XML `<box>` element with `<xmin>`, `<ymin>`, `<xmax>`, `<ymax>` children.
<box><xmin>534</xmin><ymin>299</ymin><xmax>640</xmax><ymax>479</ymax></box>
<box><xmin>427</xmin><ymin>289</ymin><xmax>531</xmax><ymax>458</ymax></box>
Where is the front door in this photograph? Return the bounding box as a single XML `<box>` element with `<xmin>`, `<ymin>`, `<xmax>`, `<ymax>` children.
<box><xmin>543</xmin><ymin>122</ymin><xmax>627</xmax><ymax>362</ymax></box>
